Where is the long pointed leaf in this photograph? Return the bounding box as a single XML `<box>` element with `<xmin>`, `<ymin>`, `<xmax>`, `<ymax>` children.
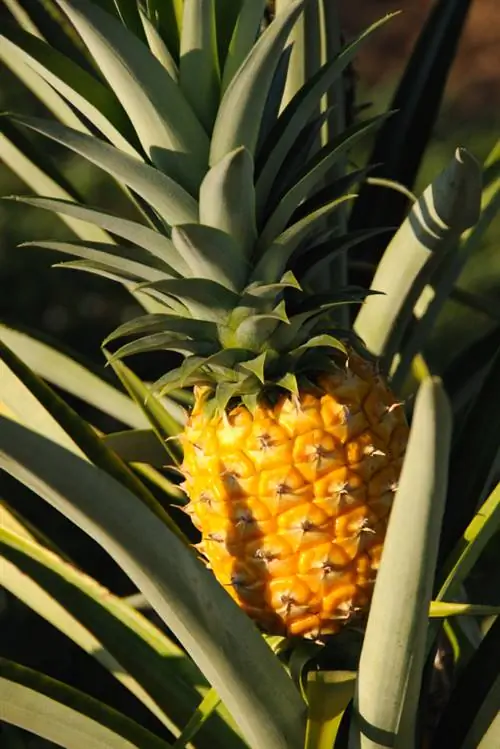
<box><xmin>210</xmin><ymin>0</ymin><xmax>304</xmax><ymax>165</ymax></box>
<box><xmin>179</xmin><ymin>0</ymin><xmax>220</xmax><ymax>132</ymax></box>
<box><xmin>352</xmin><ymin>378</ymin><xmax>452</xmax><ymax>749</ymax></box>
<box><xmin>54</xmin><ymin>0</ymin><xmax>209</xmax><ymax>194</ymax></box>
<box><xmin>12</xmin><ymin>115</ymin><xmax>199</xmax><ymax>232</ymax></box>
<box><xmin>0</xmin><ymin>659</ymin><xmax>169</xmax><ymax>749</ymax></box>
<box><xmin>0</xmin><ymin>417</ymin><xmax>307</xmax><ymax>749</ymax></box>
<box><xmin>0</xmin><ymin>324</ymin><xmax>147</xmax><ymax>429</ymax></box>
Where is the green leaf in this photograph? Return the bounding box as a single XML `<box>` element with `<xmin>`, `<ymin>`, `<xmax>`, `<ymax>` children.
<box><xmin>136</xmin><ymin>278</ymin><xmax>239</xmax><ymax>322</ymax></box>
<box><xmin>104</xmin><ymin>355</ymin><xmax>183</xmax><ymax>464</ymax></box>
<box><xmin>252</xmin><ymin>194</ymin><xmax>357</xmax><ymax>283</ymax></box>
<box><xmin>110</xmin><ymin>0</ymin><xmax>145</xmax><ymax>39</ymax></box>
<box><xmin>146</xmin><ymin>0</ymin><xmax>183</xmax><ymax>61</ymax></box>
<box><xmin>172</xmin><ymin>689</ymin><xmax>222</xmax><ymax>749</ymax></box>
<box><xmin>354</xmin><ymin>148</ymin><xmax>482</xmax><ymax>366</ymax></box>
<box><xmin>255</xmin><ymin>13</ymin><xmax>396</xmax><ymax>215</ymax></box>
<box><xmin>23</xmin><ymin>240</ymin><xmax>174</xmax><ymax>283</ymax></box>
<box><xmin>0</xmin><ymin>336</ymin><xmax>185</xmax><ymax>539</ymax></box>
<box><xmin>199</xmin><ymin>146</ymin><xmax>257</xmax><ymax>259</ymax></box>
<box><xmin>437</xmin><ymin>484</ymin><xmax>500</xmax><ymax>603</ymax></box>
<box><xmin>210</xmin><ymin>0</ymin><xmax>304</xmax><ymax>165</ymax></box>
<box><xmin>349</xmin><ymin>0</ymin><xmax>474</xmax><ymax>245</ymax></box>
<box><xmin>0</xmin><ymin>28</ymin><xmax>138</xmax><ymax>155</ymax></box>
<box><xmin>0</xmin><ymin>417</ymin><xmax>307</xmax><ymax>749</ymax></box>
<box><xmin>352</xmin><ymin>378</ymin><xmax>452</xmax><ymax>749</ymax></box>
<box><xmin>0</xmin><ymin>129</ymin><xmax>110</xmax><ymax>243</ymax></box>
<box><xmin>1</xmin><ymin>519</ymin><xmax>243</xmax><ymax>748</ymax></box>
<box><xmin>12</xmin><ymin>114</ymin><xmax>199</xmax><ymax>233</ymax></box>
<box><xmin>104</xmin><ymin>313</ymin><xmax>218</xmax><ymax>345</ymax></box>
<box><xmin>428</xmin><ymin>602</ymin><xmax>500</xmax><ymax>618</ymax></box>
<box><xmin>294</xmin><ymin>227</ymin><xmax>391</xmax><ymax>284</ymax></box>
<box><xmin>0</xmin><ymin>658</ymin><xmax>170</xmax><ymax>749</ymax></box>
<box><xmin>220</xmin><ymin>0</ymin><xmax>267</xmax><ymax>92</ymax></box>
<box><xmin>179</xmin><ymin>0</ymin><xmax>220</xmax><ymax>132</ymax></box>
<box><xmin>0</xmin><ymin>324</ymin><xmax>147</xmax><ymax>429</ymax></box>
<box><xmin>172</xmin><ymin>224</ymin><xmax>247</xmax><ymax>291</ymax></box>
<box><xmin>103</xmin><ymin>429</ymin><xmax>169</xmax><ymax>468</ymax></box>
<box><xmin>0</xmin><ymin>31</ymin><xmax>88</xmax><ymax>132</ymax></box>
<box><xmin>7</xmin><ymin>195</ymin><xmax>182</xmax><ymax>265</ymax></box>
<box><xmin>109</xmin><ymin>333</ymin><xmax>215</xmax><ymax>362</ymax></box>
<box><xmin>54</xmin><ymin>0</ymin><xmax>209</xmax><ymax>194</ymax></box>
<box><xmin>305</xmin><ymin>671</ymin><xmax>356</xmax><ymax>749</ymax></box>
<box><xmin>139</xmin><ymin>6</ymin><xmax>178</xmax><ymax>80</ymax></box>
<box><xmin>258</xmin><ymin>114</ymin><xmax>390</xmax><ymax>247</ymax></box>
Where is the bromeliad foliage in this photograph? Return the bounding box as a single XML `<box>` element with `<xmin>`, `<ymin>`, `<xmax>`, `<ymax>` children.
<box><xmin>0</xmin><ymin>1</ymin><xmax>499</xmax><ymax>749</ymax></box>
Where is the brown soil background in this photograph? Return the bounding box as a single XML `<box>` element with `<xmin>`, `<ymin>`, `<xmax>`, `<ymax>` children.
<box><xmin>339</xmin><ymin>0</ymin><xmax>500</xmax><ymax>115</ymax></box>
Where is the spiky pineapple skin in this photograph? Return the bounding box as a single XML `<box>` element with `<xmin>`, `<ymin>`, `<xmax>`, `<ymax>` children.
<box><xmin>181</xmin><ymin>355</ymin><xmax>408</xmax><ymax>640</ymax></box>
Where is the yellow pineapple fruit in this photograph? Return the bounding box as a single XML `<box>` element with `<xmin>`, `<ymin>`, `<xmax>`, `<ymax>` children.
<box><xmin>182</xmin><ymin>353</ymin><xmax>408</xmax><ymax>639</ymax></box>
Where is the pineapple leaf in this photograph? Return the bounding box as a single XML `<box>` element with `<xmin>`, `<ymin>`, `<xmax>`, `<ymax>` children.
<box><xmin>0</xmin><ymin>324</ymin><xmax>147</xmax><ymax>429</ymax></box>
<box><xmin>172</xmin><ymin>224</ymin><xmax>247</xmax><ymax>291</ymax></box>
<box><xmin>393</xmin><ymin>162</ymin><xmax>500</xmax><ymax>390</ymax></box>
<box><xmin>0</xmin><ymin>526</ymin><xmax>245</xmax><ymax>748</ymax></box>
<box><xmin>0</xmin><ymin>659</ymin><xmax>167</xmax><ymax>749</ymax></box>
<box><xmin>104</xmin><ymin>314</ymin><xmax>218</xmax><ymax>346</ymax></box>
<box><xmin>145</xmin><ymin>0</ymin><xmax>183</xmax><ymax>61</ymax></box>
<box><xmin>0</xmin><ymin>417</ymin><xmax>307</xmax><ymax>748</ymax></box>
<box><xmin>290</xmin><ymin>334</ymin><xmax>348</xmax><ymax>360</ymax></box>
<box><xmin>354</xmin><ymin>148</ymin><xmax>482</xmax><ymax>364</ymax></box>
<box><xmin>214</xmin><ymin>381</ymin><xmax>245</xmax><ymax>413</ymax></box>
<box><xmin>0</xmin><ymin>25</ymin><xmax>139</xmax><ymax>154</ymax></box>
<box><xmin>252</xmin><ymin>194</ymin><xmax>357</xmax><ymax>283</ymax></box>
<box><xmin>258</xmin><ymin>113</ymin><xmax>391</xmax><ymax>247</ymax></box>
<box><xmin>276</xmin><ymin>372</ymin><xmax>299</xmax><ymax>396</ymax></box>
<box><xmin>138</xmin><ymin>6</ymin><xmax>178</xmax><ymax>80</ymax></box>
<box><xmin>54</xmin><ymin>0</ymin><xmax>209</xmax><ymax>194</ymax></box>
<box><xmin>0</xmin><ymin>30</ymin><xmax>88</xmax><ymax>133</ymax></box>
<box><xmin>109</xmin><ymin>0</ymin><xmax>145</xmax><ymax>39</ymax></box>
<box><xmin>239</xmin><ymin>351</ymin><xmax>269</xmax><ymax>383</ymax></box>
<box><xmin>0</xmin><ymin>336</ymin><xmax>176</xmax><ymax>528</ymax></box>
<box><xmin>22</xmin><ymin>240</ymin><xmax>174</xmax><ymax>283</ymax></box>
<box><xmin>11</xmin><ymin>114</ymin><xmax>199</xmax><ymax>232</ymax></box>
<box><xmin>103</xmin><ymin>428</ymin><xmax>172</xmax><ymax>468</ymax></box>
<box><xmin>268</xmin><ymin>107</ymin><xmax>333</xmax><ymax>203</ymax></box>
<box><xmin>134</xmin><ymin>278</ymin><xmax>239</xmax><ymax>322</ymax></box>
<box><xmin>210</xmin><ymin>0</ymin><xmax>304</xmax><ymax>165</ymax></box>
<box><xmin>199</xmin><ymin>146</ymin><xmax>257</xmax><ymax>259</ymax></box>
<box><xmin>353</xmin><ymin>379</ymin><xmax>452</xmax><ymax>749</ymax></box>
<box><xmin>55</xmin><ymin>259</ymin><xmax>163</xmax><ymax>288</ymax></box>
<box><xmin>5</xmin><ymin>196</ymin><xmax>184</xmax><ymax>265</ymax></box>
<box><xmin>298</xmin><ymin>227</ymin><xmax>392</xmax><ymax>284</ymax></box>
<box><xmin>179</xmin><ymin>0</ymin><xmax>220</xmax><ymax>132</ymax></box>
<box><xmin>104</xmin><ymin>353</ymin><xmax>182</xmax><ymax>463</ymax></box>
<box><xmin>221</xmin><ymin>0</ymin><xmax>267</xmax><ymax>93</ymax></box>
<box><xmin>0</xmin><ymin>130</ymin><xmax>110</xmax><ymax>244</ymax></box>
<box><xmin>109</xmin><ymin>334</ymin><xmax>216</xmax><ymax>363</ymax></box>
<box><xmin>255</xmin><ymin>12</ymin><xmax>397</xmax><ymax>214</ymax></box>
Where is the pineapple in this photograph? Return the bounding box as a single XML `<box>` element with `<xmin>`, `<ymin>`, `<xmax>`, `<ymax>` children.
<box><xmin>5</xmin><ymin>0</ymin><xmax>408</xmax><ymax>639</ymax></box>
<box><xmin>183</xmin><ymin>357</ymin><xmax>408</xmax><ymax>639</ymax></box>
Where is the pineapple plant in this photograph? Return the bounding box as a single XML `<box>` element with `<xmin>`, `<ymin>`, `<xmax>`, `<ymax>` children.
<box><xmin>1</xmin><ymin>0</ymin><xmax>412</xmax><ymax>641</ymax></box>
<box><xmin>0</xmin><ymin>1</ymin><xmax>499</xmax><ymax>748</ymax></box>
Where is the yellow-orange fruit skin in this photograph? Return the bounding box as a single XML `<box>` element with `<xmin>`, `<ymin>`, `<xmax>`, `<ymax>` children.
<box><xmin>181</xmin><ymin>357</ymin><xmax>409</xmax><ymax>640</ymax></box>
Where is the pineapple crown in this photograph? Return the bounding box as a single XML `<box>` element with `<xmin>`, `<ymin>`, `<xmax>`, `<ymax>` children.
<box><xmin>4</xmin><ymin>0</ymin><xmax>394</xmax><ymax>412</ymax></box>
